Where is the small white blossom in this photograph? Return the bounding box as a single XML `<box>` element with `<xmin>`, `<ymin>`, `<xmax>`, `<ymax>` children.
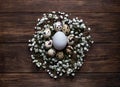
<box><xmin>54</xmin><ymin>76</ymin><xmax>57</xmax><ymax>79</ymax></box>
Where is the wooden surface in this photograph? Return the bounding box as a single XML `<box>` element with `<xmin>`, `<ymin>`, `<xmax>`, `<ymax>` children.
<box><xmin>0</xmin><ymin>0</ymin><xmax>120</xmax><ymax>87</ymax></box>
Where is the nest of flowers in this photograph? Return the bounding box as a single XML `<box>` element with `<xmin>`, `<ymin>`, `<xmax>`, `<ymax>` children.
<box><xmin>28</xmin><ymin>11</ymin><xmax>94</xmax><ymax>79</ymax></box>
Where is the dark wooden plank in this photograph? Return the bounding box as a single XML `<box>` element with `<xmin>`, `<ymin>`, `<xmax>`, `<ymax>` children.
<box><xmin>0</xmin><ymin>0</ymin><xmax>119</xmax><ymax>13</ymax></box>
<box><xmin>0</xmin><ymin>12</ymin><xmax>119</xmax><ymax>32</ymax></box>
<box><xmin>0</xmin><ymin>43</ymin><xmax>120</xmax><ymax>72</ymax></box>
<box><xmin>0</xmin><ymin>73</ymin><xmax>120</xmax><ymax>87</ymax></box>
<box><xmin>0</xmin><ymin>0</ymin><xmax>119</xmax><ymax>87</ymax></box>
<box><xmin>0</xmin><ymin>13</ymin><xmax>120</xmax><ymax>43</ymax></box>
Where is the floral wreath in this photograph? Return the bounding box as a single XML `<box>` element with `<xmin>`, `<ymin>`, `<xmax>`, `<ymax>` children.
<box><xmin>28</xmin><ymin>11</ymin><xmax>94</xmax><ymax>79</ymax></box>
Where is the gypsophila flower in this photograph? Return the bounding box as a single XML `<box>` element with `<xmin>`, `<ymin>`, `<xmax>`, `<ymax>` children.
<box><xmin>28</xmin><ymin>11</ymin><xmax>94</xmax><ymax>79</ymax></box>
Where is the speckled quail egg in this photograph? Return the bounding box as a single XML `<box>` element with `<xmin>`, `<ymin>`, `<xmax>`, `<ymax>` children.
<box><xmin>67</xmin><ymin>34</ymin><xmax>75</xmax><ymax>45</ymax></box>
<box><xmin>53</xmin><ymin>21</ymin><xmax>63</xmax><ymax>31</ymax></box>
<box><xmin>43</xmin><ymin>28</ymin><xmax>51</xmax><ymax>38</ymax></box>
<box><xmin>47</xmin><ymin>49</ymin><xmax>56</xmax><ymax>57</ymax></box>
<box><xmin>66</xmin><ymin>45</ymin><xmax>73</xmax><ymax>54</ymax></box>
<box><xmin>45</xmin><ymin>40</ymin><xmax>52</xmax><ymax>49</ymax></box>
<box><xmin>62</xmin><ymin>24</ymin><xmax>70</xmax><ymax>35</ymax></box>
<box><xmin>56</xmin><ymin>52</ymin><xmax>64</xmax><ymax>59</ymax></box>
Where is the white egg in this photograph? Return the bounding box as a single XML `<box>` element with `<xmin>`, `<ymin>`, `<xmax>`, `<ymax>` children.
<box><xmin>52</xmin><ymin>31</ymin><xmax>67</xmax><ymax>50</ymax></box>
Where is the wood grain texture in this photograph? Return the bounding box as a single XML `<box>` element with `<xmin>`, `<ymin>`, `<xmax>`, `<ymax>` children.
<box><xmin>0</xmin><ymin>43</ymin><xmax>120</xmax><ymax>72</ymax></box>
<box><xmin>0</xmin><ymin>13</ymin><xmax>120</xmax><ymax>43</ymax></box>
<box><xmin>0</xmin><ymin>73</ymin><xmax>120</xmax><ymax>87</ymax></box>
<box><xmin>0</xmin><ymin>0</ymin><xmax>119</xmax><ymax>12</ymax></box>
<box><xmin>0</xmin><ymin>0</ymin><xmax>120</xmax><ymax>87</ymax></box>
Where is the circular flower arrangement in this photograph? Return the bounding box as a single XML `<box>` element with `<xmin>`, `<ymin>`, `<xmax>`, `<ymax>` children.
<box><xmin>28</xmin><ymin>11</ymin><xmax>94</xmax><ymax>79</ymax></box>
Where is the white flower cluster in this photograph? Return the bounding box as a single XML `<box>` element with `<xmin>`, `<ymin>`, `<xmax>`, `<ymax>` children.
<box><xmin>28</xmin><ymin>11</ymin><xmax>94</xmax><ymax>79</ymax></box>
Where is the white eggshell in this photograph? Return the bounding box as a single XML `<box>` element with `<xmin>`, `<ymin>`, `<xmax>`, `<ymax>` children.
<box><xmin>52</xmin><ymin>31</ymin><xmax>68</xmax><ymax>50</ymax></box>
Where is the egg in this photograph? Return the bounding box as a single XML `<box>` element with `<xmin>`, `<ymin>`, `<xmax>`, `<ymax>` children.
<box><xmin>66</xmin><ymin>45</ymin><xmax>73</xmax><ymax>54</ymax></box>
<box><xmin>43</xmin><ymin>28</ymin><xmax>51</xmax><ymax>38</ymax></box>
<box><xmin>45</xmin><ymin>40</ymin><xmax>52</xmax><ymax>49</ymax></box>
<box><xmin>53</xmin><ymin>21</ymin><xmax>63</xmax><ymax>31</ymax></box>
<box><xmin>52</xmin><ymin>31</ymin><xmax>68</xmax><ymax>50</ymax></box>
<box><xmin>47</xmin><ymin>49</ymin><xmax>56</xmax><ymax>57</ymax></box>
<box><xmin>68</xmin><ymin>34</ymin><xmax>75</xmax><ymax>45</ymax></box>
<box><xmin>62</xmin><ymin>24</ymin><xmax>70</xmax><ymax>35</ymax></box>
<box><xmin>56</xmin><ymin>52</ymin><xmax>64</xmax><ymax>59</ymax></box>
